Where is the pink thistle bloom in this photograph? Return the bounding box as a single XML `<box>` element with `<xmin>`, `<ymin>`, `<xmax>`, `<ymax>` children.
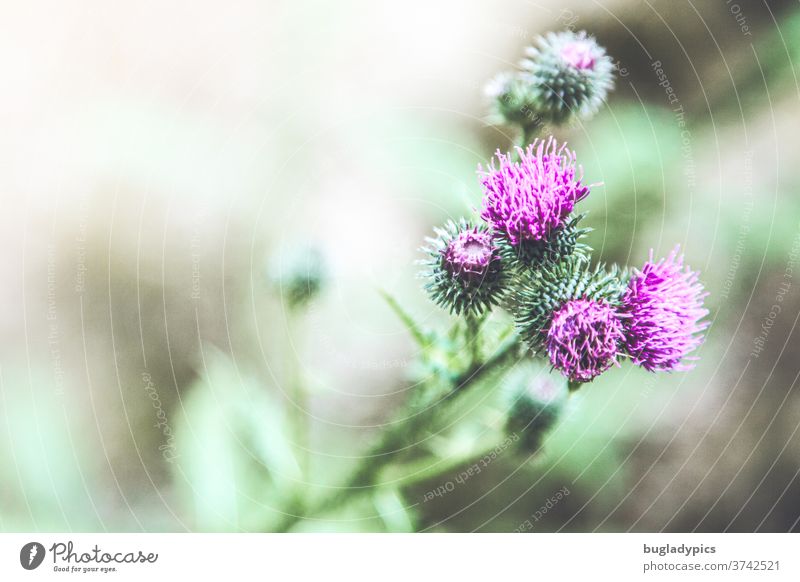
<box><xmin>546</xmin><ymin>298</ymin><xmax>624</xmax><ymax>382</ymax></box>
<box><xmin>442</xmin><ymin>227</ymin><xmax>496</xmax><ymax>284</ymax></box>
<box><xmin>479</xmin><ymin>137</ymin><xmax>589</xmax><ymax>246</ymax></box>
<box><xmin>622</xmin><ymin>247</ymin><xmax>709</xmax><ymax>372</ymax></box>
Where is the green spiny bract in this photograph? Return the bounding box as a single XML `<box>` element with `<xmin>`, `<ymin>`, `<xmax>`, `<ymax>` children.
<box><xmin>512</xmin><ymin>254</ymin><xmax>626</xmax><ymax>352</ymax></box>
<box><xmin>420</xmin><ymin>219</ymin><xmax>507</xmax><ymax>316</ymax></box>
<box><xmin>494</xmin><ymin>213</ymin><xmax>591</xmax><ymax>270</ymax></box>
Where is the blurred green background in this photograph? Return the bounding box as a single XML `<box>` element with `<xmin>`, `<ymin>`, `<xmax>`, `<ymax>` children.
<box><xmin>1</xmin><ymin>0</ymin><xmax>799</xmax><ymax>532</ymax></box>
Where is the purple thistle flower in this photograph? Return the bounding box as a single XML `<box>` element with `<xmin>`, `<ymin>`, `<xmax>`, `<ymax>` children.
<box><xmin>479</xmin><ymin>137</ymin><xmax>589</xmax><ymax>246</ymax></box>
<box><xmin>621</xmin><ymin>247</ymin><xmax>709</xmax><ymax>372</ymax></box>
<box><xmin>442</xmin><ymin>227</ymin><xmax>495</xmax><ymax>283</ymax></box>
<box><xmin>546</xmin><ymin>298</ymin><xmax>624</xmax><ymax>382</ymax></box>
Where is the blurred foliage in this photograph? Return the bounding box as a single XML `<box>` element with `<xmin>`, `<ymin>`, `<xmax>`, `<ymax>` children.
<box><xmin>173</xmin><ymin>350</ymin><xmax>301</xmax><ymax>531</ymax></box>
<box><xmin>576</xmin><ymin>104</ymin><xmax>682</xmax><ymax>263</ymax></box>
<box><xmin>0</xmin><ymin>366</ymin><xmax>100</xmax><ymax>531</ymax></box>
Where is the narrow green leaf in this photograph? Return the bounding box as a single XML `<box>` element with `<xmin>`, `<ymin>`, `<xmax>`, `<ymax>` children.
<box><xmin>379</xmin><ymin>290</ymin><xmax>432</xmax><ymax>348</ymax></box>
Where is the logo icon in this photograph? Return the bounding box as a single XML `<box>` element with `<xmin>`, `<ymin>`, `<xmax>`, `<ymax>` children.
<box><xmin>20</xmin><ymin>542</ymin><xmax>45</xmax><ymax>570</ymax></box>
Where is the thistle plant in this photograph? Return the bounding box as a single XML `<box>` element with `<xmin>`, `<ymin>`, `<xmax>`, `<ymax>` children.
<box><xmin>266</xmin><ymin>29</ymin><xmax>708</xmax><ymax>532</ymax></box>
<box><xmin>408</xmin><ymin>29</ymin><xmax>705</xmax><ymax>487</ymax></box>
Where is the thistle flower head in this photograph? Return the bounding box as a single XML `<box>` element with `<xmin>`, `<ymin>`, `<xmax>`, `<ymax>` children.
<box><xmin>421</xmin><ymin>219</ymin><xmax>506</xmax><ymax>316</ymax></box>
<box><xmin>513</xmin><ymin>254</ymin><xmax>625</xmax><ymax>355</ymax></box>
<box><xmin>479</xmin><ymin>136</ymin><xmax>589</xmax><ymax>251</ymax></box>
<box><xmin>521</xmin><ymin>30</ymin><xmax>614</xmax><ymax>124</ymax></box>
<box><xmin>622</xmin><ymin>247</ymin><xmax>709</xmax><ymax>372</ymax></box>
<box><xmin>546</xmin><ymin>298</ymin><xmax>624</xmax><ymax>382</ymax></box>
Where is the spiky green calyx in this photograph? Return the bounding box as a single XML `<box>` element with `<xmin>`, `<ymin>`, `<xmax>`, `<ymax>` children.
<box><xmin>495</xmin><ymin>213</ymin><xmax>591</xmax><ymax>269</ymax></box>
<box><xmin>520</xmin><ymin>30</ymin><xmax>614</xmax><ymax>125</ymax></box>
<box><xmin>420</xmin><ymin>219</ymin><xmax>507</xmax><ymax>316</ymax></box>
<box><xmin>513</xmin><ymin>255</ymin><xmax>626</xmax><ymax>352</ymax></box>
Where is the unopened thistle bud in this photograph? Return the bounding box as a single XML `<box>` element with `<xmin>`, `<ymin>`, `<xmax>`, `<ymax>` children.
<box><xmin>269</xmin><ymin>244</ymin><xmax>326</xmax><ymax>310</ymax></box>
<box><xmin>420</xmin><ymin>219</ymin><xmax>506</xmax><ymax>316</ymax></box>
<box><xmin>520</xmin><ymin>30</ymin><xmax>614</xmax><ymax>125</ymax></box>
<box><xmin>503</xmin><ymin>362</ymin><xmax>568</xmax><ymax>451</ymax></box>
<box><xmin>485</xmin><ymin>72</ymin><xmax>544</xmax><ymax>129</ymax></box>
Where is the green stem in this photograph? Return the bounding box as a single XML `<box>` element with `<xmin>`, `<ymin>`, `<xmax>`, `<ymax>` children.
<box><xmin>517</xmin><ymin>120</ymin><xmax>543</xmax><ymax>155</ymax></box>
<box><xmin>287</xmin><ymin>308</ymin><xmax>310</xmax><ymax>481</ymax></box>
<box><xmin>272</xmin><ymin>334</ymin><xmax>521</xmax><ymax>531</ymax></box>
<box><xmin>383</xmin><ymin>436</ymin><xmax>505</xmax><ymax>491</ymax></box>
<box><xmin>465</xmin><ymin>314</ymin><xmax>481</xmax><ymax>369</ymax></box>
<box><xmin>448</xmin><ymin>332</ymin><xmax>519</xmax><ymax>400</ymax></box>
